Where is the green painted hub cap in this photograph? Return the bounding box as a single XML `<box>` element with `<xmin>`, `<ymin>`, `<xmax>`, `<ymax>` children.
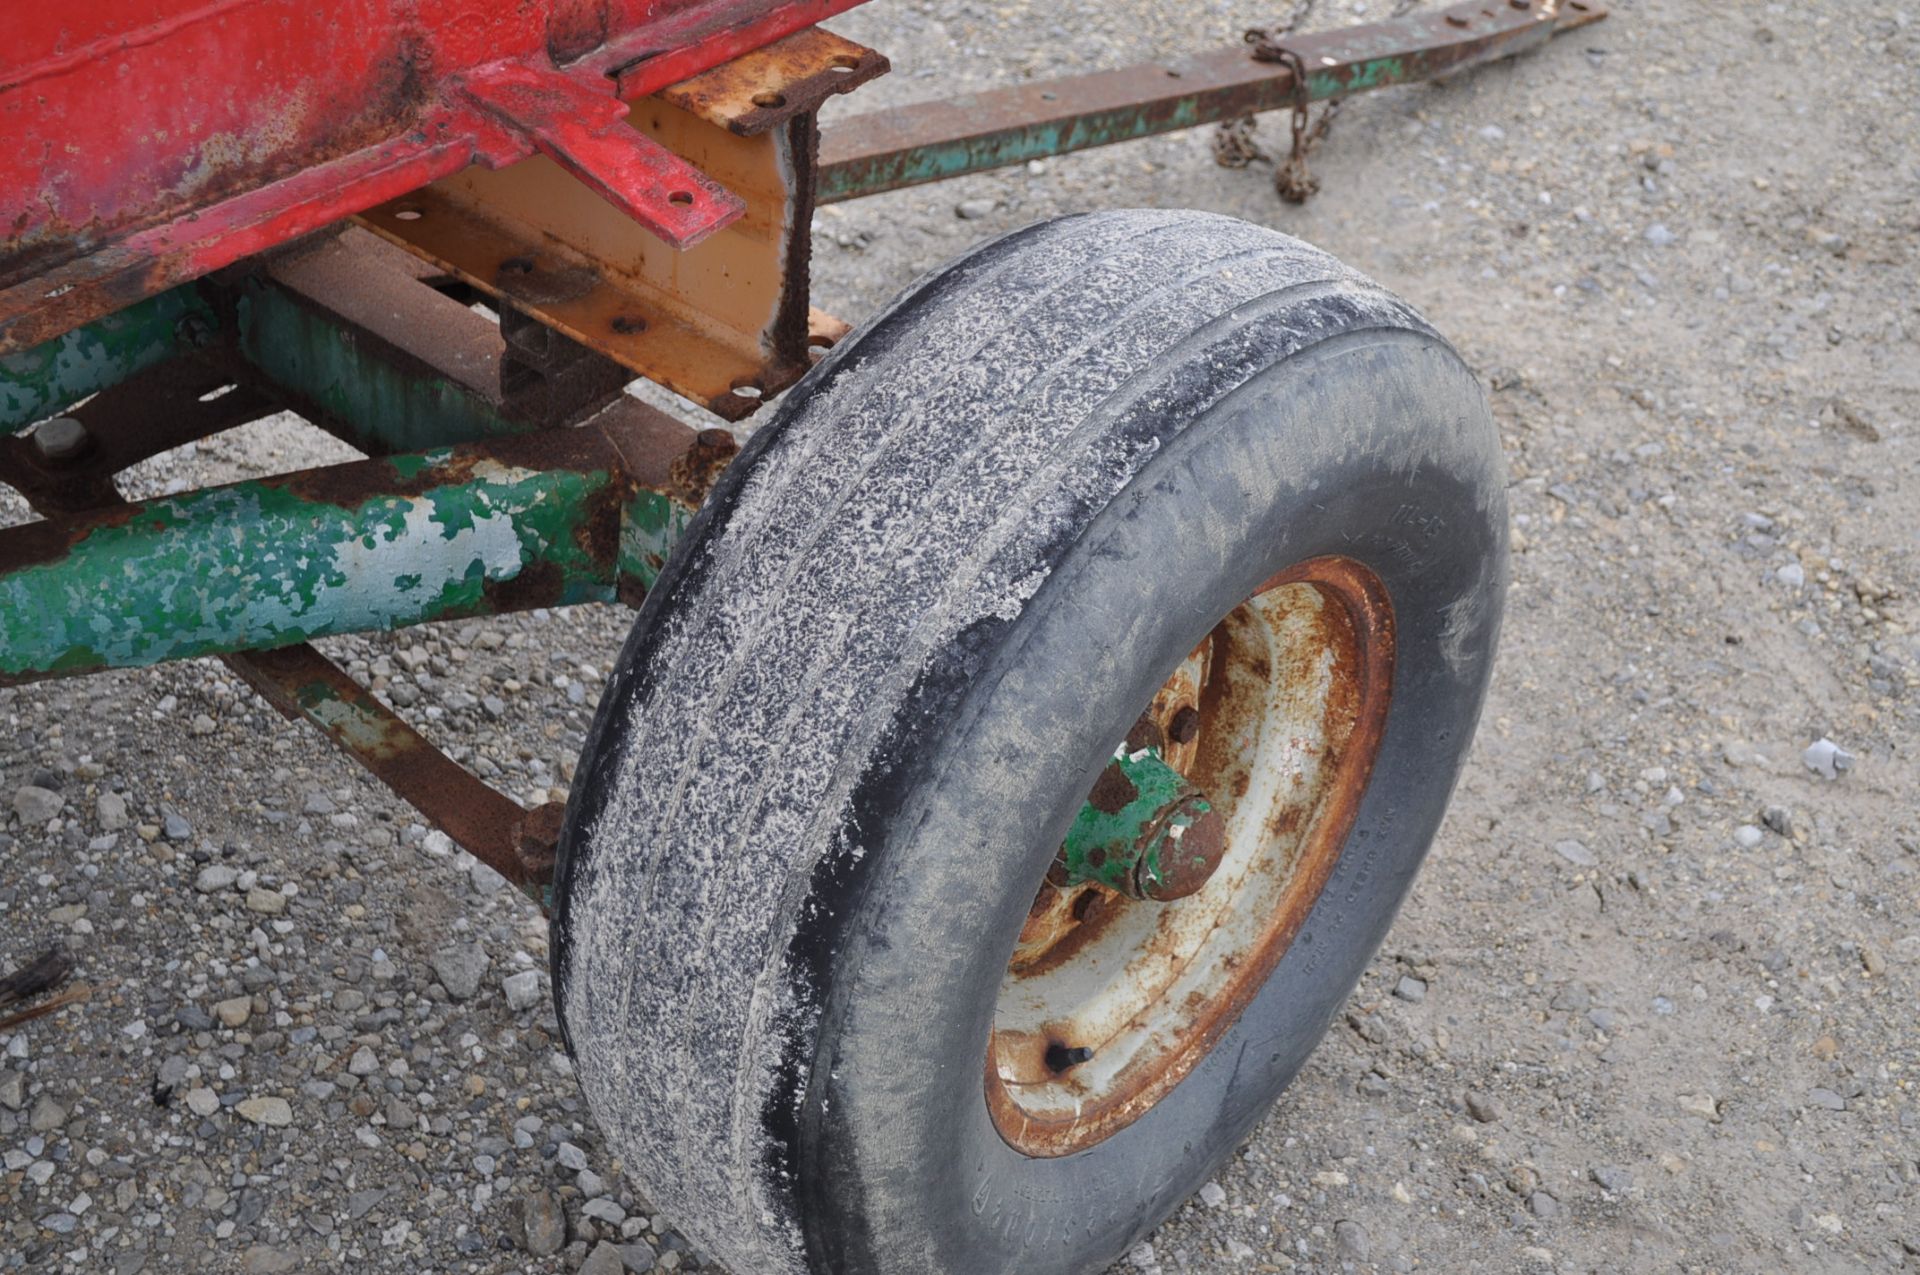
<box><xmin>1053</xmin><ymin>744</ymin><xmax>1226</xmax><ymax>902</ymax></box>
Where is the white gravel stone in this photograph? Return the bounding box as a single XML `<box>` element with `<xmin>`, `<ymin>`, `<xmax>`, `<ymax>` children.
<box><xmin>11</xmin><ymin>785</ymin><xmax>60</xmax><ymax>823</ymax></box>
<box><xmin>194</xmin><ymin>860</ymin><xmax>238</xmax><ymax>890</ymax></box>
<box><xmin>236</xmin><ymin>1096</ymin><xmax>292</xmax><ymax>1126</ymax></box>
<box><xmin>1802</xmin><ymin>737</ymin><xmax>1855</xmax><ymax>780</ymax></box>
<box><xmin>502</xmin><ymin>970</ymin><xmax>545</xmax><ymax>1012</ymax></box>
<box><xmin>96</xmin><ymin>792</ymin><xmax>129</xmax><ymax>831</ymax></box>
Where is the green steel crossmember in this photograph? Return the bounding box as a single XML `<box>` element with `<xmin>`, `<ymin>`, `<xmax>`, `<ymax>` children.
<box><xmin>0</xmin><ymin>409</ymin><xmax>697</xmax><ymax>685</ymax></box>
<box><xmin>1</xmin><ymin>287</ymin><xmax>215</xmax><ymax>435</ymax></box>
<box><xmin>234</xmin><ymin>271</ymin><xmax>532</xmax><ymax>455</ymax></box>
<box><xmin>0</xmin><ymin>229</ymin><xmax>622</xmax><ymax>460</ymax></box>
<box><xmin>0</xmin><ymin>272</ymin><xmax>523</xmax><ymax>453</ymax></box>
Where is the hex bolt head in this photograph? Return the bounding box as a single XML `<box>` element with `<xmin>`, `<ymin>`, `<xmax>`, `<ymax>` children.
<box><xmin>31</xmin><ymin>416</ymin><xmax>90</xmax><ymax>464</ymax></box>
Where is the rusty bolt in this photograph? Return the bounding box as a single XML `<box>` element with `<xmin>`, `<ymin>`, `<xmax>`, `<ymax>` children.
<box><xmin>31</xmin><ymin>416</ymin><xmax>90</xmax><ymax>465</ymax></box>
<box><xmin>174</xmin><ymin>312</ymin><xmax>216</xmax><ymax>348</ymax></box>
<box><xmin>1166</xmin><ymin>704</ymin><xmax>1201</xmax><ymax>745</ymax></box>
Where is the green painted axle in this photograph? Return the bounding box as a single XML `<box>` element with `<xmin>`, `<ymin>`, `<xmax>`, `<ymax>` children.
<box><xmin>1053</xmin><ymin>744</ymin><xmax>1227</xmax><ymax>902</ymax></box>
<box><xmin>0</xmin><ymin>422</ymin><xmax>693</xmax><ymax>684</ymax></box>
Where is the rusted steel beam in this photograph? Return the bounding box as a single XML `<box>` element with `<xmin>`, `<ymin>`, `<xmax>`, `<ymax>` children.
<box><xmin>457</xmin><ymin>61</ymin><xmax>746</xmax><ymax>250</ymax></box>
<box><xmin>652</xmin><ymin>24</ymin><xmax>888</xmax><ymax>136</ymax></box>
<box><xmin>0</xmin><ymin>345</ymin><xmax>598</xmax><ymax>907</ymax></box>
<box><xmin>1</xmin><ymin>287</ymin><xmax>218</xmax><ymax>435</ymax></box>
<box><xmin>357</xmin><ymin>27</ymin><xmax>881</xmax><ymax>419</ymax></box>
<box><xmin>231</xmin><ymin>229</ymin><xmax>634</xmax><ymax>456</ymax></box>
<box><xmin>0</xmin><ymin>400</ymin><xmax>711</xmax><ymax>685</ymax></box>
<box><xmin>228</xmin><ymin>643</ymin><xmax>565</xmax><ymax>906</ymax></box>
<box><xmin>817</xmin><ymin>0</ymin><xmax>1604</xmax><ymax>202</ymax></box>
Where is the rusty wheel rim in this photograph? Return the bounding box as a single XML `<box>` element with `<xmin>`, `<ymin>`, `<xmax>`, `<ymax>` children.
<box><xmin>986</xmin><ymin>556</ymin><xmax>1395</xmax><ymax>1157</ymax></box>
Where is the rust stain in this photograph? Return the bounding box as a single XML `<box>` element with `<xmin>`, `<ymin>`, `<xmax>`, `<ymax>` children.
<box><xmin>665</xmin><ymin>426</ymin><xmax>739</xmax><ymax>505</ymax></box>
<box><xmin>1084</xmin><ymin>761</ymin><xmax>1139</xmax><ymax>816</ymax></box>
<box><xmin>480</xmin><ymin>557</ymin><xmax>570</xmax><ymax>614</ymax></box>
<box><xmin>654</xmin><ymin>26</ymin><xmax>888</xmax><ymax>137</ymax></box>
<box><xmin>986</xmin><ymin>555</ymin><xmax>1398</xmax><ymax>1157</ymax></box>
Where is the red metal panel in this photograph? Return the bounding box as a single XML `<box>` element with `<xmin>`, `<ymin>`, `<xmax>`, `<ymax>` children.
<box><xmin>0</xmin><ymin>0</ymin><xmax>868</xmax><ymax>353</ymax></box>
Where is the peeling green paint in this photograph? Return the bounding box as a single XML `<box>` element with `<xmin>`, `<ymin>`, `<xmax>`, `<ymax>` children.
<box><xmin>2</xmin><ymin>287</ymin><xmax>214</xmax><ymax>433</ymax></box>
<box><xmin>618</xmin><ymin>489</ymin><xmax>694</xmax><ymax>593</ymax></box>
<box><xmin>1056</xmin><ymin>746</ymin><xmax>1214</xmax><ymax>897</ymax></box>
<box><xmin>236</xmin><ymin>283</ymin><xmax>533</xmax><ymax>454</ymax></box>
<box><xmin>0</xmin><ymin>452</ymin><xmax>650</xmax><ymax>681</ymax></box>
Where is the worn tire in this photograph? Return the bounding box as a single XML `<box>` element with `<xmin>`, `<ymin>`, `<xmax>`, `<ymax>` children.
<box><xmin>552</xmin><ymin>209</ymin><xmax>1506</xmax><ymax>1275</ymax></box>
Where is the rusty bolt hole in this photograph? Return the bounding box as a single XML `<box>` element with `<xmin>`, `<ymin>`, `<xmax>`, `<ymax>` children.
<box><xmin>730</xmin><ymin>381</ymin><xmax>763</xmax><ymax>401</ymax></box>
<box><xmin>828</xmin><ymin>54</ymin><xmax>861</xmax><ymax>73</ymax></box>
<box><xmin>1043</xmin><ymin>1042</ymin><xmax>1094</xmax><ymax>1074</ymax></box>
<box><xmin>752</xmin><ymin>91</ymin><xmax>786</xmax><ymax>108</ymax></box>
<box><xmin>611</xmin><ymin>315</ymin><xmax>648</xmax><ymax>335</ymax></box>
<box><xmin>668</xmin><ymin>191</ymin><xmax>694</xmax><ymax>206</ymax></box>
<box><xmin>393</xmin><ymin>206</ymin><xmax>424</xmax><ymax>222</ymax></box>
<box><xmin>501</xmin><ymin>256</ymin><xmax>537</xmax><ymax>275</ymax></box>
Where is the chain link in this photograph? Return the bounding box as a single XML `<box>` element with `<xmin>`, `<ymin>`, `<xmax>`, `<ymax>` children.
<box><xmin>1214</xmin><ymin>0</ymin><xmax>1422</xmax><ymax>202</ymax></box>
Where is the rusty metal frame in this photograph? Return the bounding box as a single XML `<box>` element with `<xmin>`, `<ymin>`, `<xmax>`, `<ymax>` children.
<box><xmin>818</xmin><ymin>0</ymin><xmax>1605</xmax><ymax>202</ymax></box>
<box><xmin>0</xmin><ymin>0</ymin><xmax>1596</xmax><ymax>922</ymax></box>
<box><xmin>358</xmin><ymin>25</ymin><xmax>884</xmax><ymax>419</ymax></box>
<box><xmin>0</xmin><ymin>225</ymin><xmax>738</xmax><ymax>903</ymax></box>
<box><xmin>0</xmin><ymin>0</ymin><xmax>878</xmax><ymax>357</ymax></box>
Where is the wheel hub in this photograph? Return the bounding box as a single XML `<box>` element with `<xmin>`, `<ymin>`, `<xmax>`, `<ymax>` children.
<box><xmin>988</xmin><ymin>557</ymin><xmax>1395</xmax><ymax>1157</ymax></box>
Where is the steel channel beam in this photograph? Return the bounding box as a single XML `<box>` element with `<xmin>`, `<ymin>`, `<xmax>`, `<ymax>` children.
<box><xmin>0</xmin><ymin>403</ymin><xmax>712</xmax><ymax>685</ymax></box>
<box><xmin>357</xmin><ymin>26</ymin><xmax>885</xmax><ymax>420</ymax></box>
<box><xmin>231</xmin><ymin>229</ymin><xmax>636</xmax><ymax>455</ymax></box>
<box><xmin>817</xmin><ymin>0</ymin><xmax>1605</xmax><ymax>202</ymax></box>
<box><xmin>229</xmin><ymin>643</ymin><xmax>565</xmax><ymax>906</ymax></box>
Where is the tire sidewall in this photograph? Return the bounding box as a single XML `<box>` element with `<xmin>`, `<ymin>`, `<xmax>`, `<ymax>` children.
<box><xmin>798</xmin><ymin>334</ymin><xmax>1506</xmax><ymax>1274</ymax></box>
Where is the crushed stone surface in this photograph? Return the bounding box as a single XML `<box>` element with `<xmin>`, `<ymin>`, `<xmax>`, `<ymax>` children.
<box><xmin>4</xmin><ymin>1</ymin><xmax>1917</xmax><ymax>1271</ymax></box>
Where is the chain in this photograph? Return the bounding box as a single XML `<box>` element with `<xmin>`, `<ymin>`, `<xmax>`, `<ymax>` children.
<box><xmin>1215</xmin><ymin>0</ymin><xmax>1422</xmax><ymax>202</ymax></box>
<box><xmin>1211</xmin><ymin>115</ymin><xmax>1263</xmax><ymax>169</ymax></box>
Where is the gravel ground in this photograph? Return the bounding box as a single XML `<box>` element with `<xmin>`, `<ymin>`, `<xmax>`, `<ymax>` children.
<box><xmin>4</xmin><ymin>1</ymin><xmax>1918</xmax><ymax>1272</ymax></box>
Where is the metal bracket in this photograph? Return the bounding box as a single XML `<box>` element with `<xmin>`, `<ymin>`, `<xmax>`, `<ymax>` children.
<box><xmin>359</xmin><ymin>26</ymin><xmax>886</xmax><ymax>418</ymax></box>
<box><xmin>456</xmin><ymin>61</ymin><xmax>746</xmax><ymax>250</ymax></box>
